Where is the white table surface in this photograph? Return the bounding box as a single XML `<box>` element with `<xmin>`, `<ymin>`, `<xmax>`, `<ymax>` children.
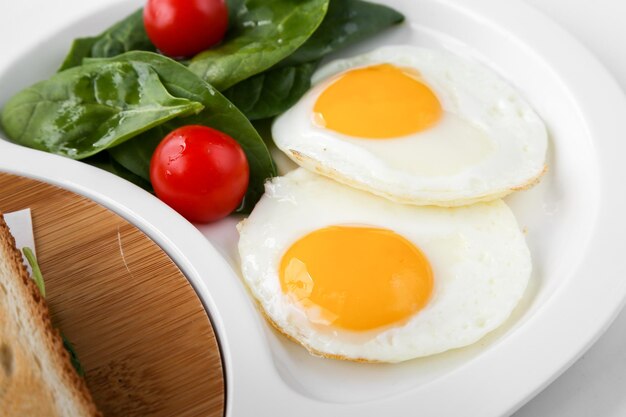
<box><xmin>515</xmin><ymin>0</ymin><xmax>626</xmax><ymax>416</ymax></box>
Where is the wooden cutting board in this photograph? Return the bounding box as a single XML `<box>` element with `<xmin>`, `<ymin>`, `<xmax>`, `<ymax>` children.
<box><xmin>0</xmin><ymin>172</ymin><xmax>225</xmax><ymax>417</ymax></box>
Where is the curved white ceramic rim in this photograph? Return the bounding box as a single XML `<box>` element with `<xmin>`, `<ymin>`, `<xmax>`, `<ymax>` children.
<box><xmin>1</xmin><ymin>0</ymin><xmax>626</xmax><ymax>415</ymax></box>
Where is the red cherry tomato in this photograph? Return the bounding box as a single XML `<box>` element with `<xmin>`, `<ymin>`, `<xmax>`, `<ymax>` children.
<box><xmin>150</xmin><ymin>125</ymin><xmax>249</xmax><ymax>223</ymax></box>
<box><xmin>143</xmin><ymin>0</ymin><xmax>228</xmax><ymax>58</ymax></box>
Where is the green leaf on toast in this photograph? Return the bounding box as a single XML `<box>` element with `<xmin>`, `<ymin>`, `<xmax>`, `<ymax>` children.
<box><xmin>22</xmin><ymin>247</ymin><xmax>45</xmax><ymax>298</ymax></box>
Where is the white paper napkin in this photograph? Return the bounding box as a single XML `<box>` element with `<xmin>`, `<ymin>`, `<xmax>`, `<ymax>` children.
<box><xmin>4</xmin><ymin>208</ymin><xmax>36</xmax><ymax>273</ymax></box>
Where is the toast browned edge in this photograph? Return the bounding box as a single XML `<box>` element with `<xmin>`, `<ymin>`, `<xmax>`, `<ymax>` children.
<box><xmin>0</xmin><ymin>212</ymin><xmax>101</xmax><ymax>417</ymax></box>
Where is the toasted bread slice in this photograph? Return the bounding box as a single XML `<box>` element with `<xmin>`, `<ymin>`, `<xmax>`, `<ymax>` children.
<box><xmin>0</xmin><ymin>213</ymin><xmax>100</xmax><ymax>417</ymax></box>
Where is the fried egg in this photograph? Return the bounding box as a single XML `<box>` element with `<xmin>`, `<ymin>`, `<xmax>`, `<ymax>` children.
<box><xmin>238</xmin><ymin>169</ymin><xmax>531</xmax><ymax>362</ymax></box>
<box><xmin>272</xmin><ymin>45</ymin><xmax>548</xmax><ymax>206</ymax></box>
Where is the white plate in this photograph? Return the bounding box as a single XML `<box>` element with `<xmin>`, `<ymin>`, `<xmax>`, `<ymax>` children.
<box><xmin>1</xmin><ymin>0</ymin><xmax>626</xmax><ymax>415</ymax></box>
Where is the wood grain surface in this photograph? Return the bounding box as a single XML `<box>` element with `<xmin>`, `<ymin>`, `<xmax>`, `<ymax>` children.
<box><xmin>0</xmin><ymin>172</ymin><xmax>225</xmax><ymax>417</ymax></box>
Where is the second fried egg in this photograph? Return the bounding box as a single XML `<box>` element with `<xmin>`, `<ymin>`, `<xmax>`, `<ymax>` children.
<box><xmin>238</xmin><ymin>169</ymin><xmax>531</xmax><ymax>362</ymax></box>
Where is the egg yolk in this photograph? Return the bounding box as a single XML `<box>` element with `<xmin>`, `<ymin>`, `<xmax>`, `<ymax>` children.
<box><xmin>313</xmin><ymin>64</ymin><xmax>442</xmax><ymax>139</ymax></box>
<box><xmin>279</xmin><ymin>226</ymin><xmax>433</xmax><ymax>331</ymax></box>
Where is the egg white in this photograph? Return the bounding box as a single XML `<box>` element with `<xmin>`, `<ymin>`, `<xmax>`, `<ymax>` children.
<box><xmin>272</xmin><ymin>45</ymin><xmax>548</xmax><ymax>206</ymax></box>
<box><xmin>238</xmin><ymin>169</ymin><xmax>531</xmax><ymax>362</ymax></box>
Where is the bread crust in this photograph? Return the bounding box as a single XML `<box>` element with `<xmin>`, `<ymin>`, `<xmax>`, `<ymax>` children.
<box><xmin>0</xmin><ymin>213</ymin><xmax>100</xmax><ymax>417</ymax></box>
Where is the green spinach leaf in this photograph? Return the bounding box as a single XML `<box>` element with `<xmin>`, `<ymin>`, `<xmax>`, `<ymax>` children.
<box><xmin>188</xmin><ymin>0</ymin><xmax>329</xmax><ymax>91</ymax></box>
<box><xmin>59</xmin><ymin>9</ymin><xmax>155</xmax><ymax>71</ymax></box>
<box><xmin>1</xmin><ymin>61</ymin><xmax>203</xmax><ymax>159</ymax></box>
<box><xmin>84</xmin><ymin>152</ymin><xmax>153</xmax><ymax>191</ymax></box>
<box><xmin>221</xmin><ymin>0</ymin><xmax>404</xmax><ymax>120</ymax></box>
<box><xmin>226</xmin><ymin>0</ymin><xmax>246</xmax><ymax>28</ymax></box>
<box><xmin>108</xmin><ymin>126</ymin><xmax>166</xmax><ymax>182</ymax></box>
<box><xmin>22</xmin><ymin>247</ymin><xmax>46</xmax><ymax>298</ymax></box>
<box><xmin>223</xmin><ymin>61</ymin><xmax>319</xmax><ymax>120</ymax></box>
<box><xmin>282</xmin><ymin>0</ymin><xmax>404</xmax><ymax>67</ymax></box>
<box><xmin>96</xmin><ymin>52</ymin><xmax>276</xmax><ymax>212</ymax></box>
